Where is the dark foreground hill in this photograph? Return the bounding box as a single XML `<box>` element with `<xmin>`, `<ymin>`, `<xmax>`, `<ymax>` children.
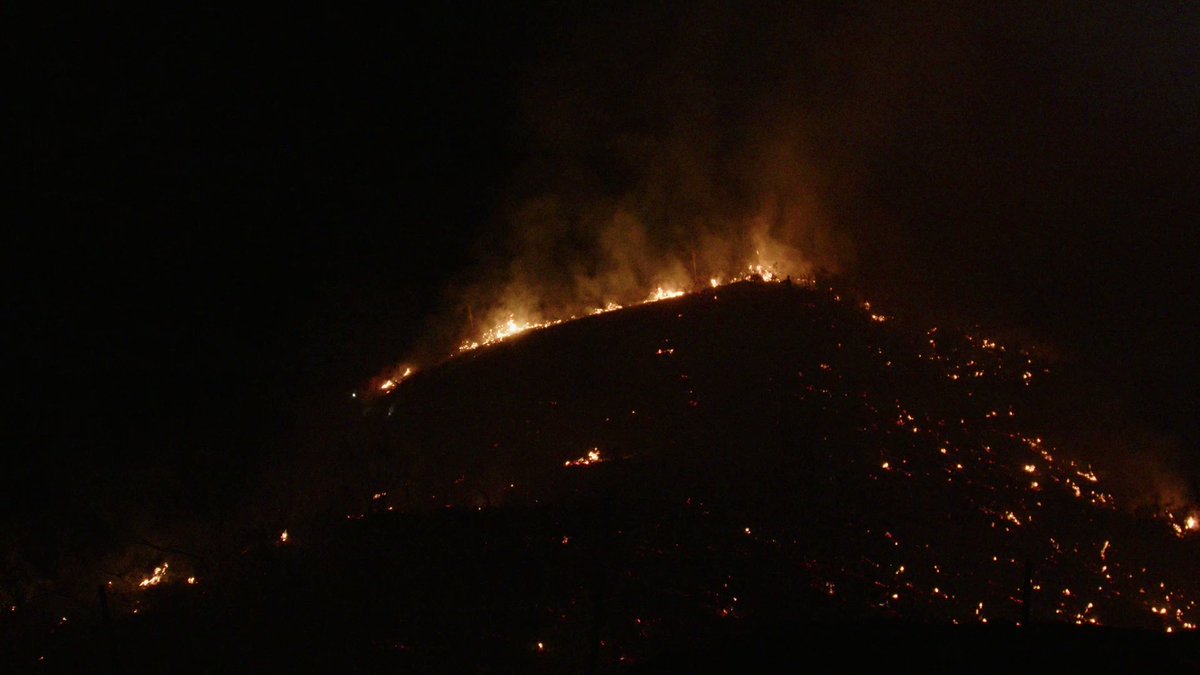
<box><xmin>5</xmin><ymin>280</ymin><xmax>1199</xmax><ymax>671</ymax></box>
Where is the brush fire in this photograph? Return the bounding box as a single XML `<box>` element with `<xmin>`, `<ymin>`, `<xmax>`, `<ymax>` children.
<box><xmin>21</xmin><ymin>266</ymin><xmax>1196</xmax><ymax>670</ymax></box>
<box><xmin>360</xmin><ymin>263</ymin><xmax>1199</xmax><ymax>646</ymax></box>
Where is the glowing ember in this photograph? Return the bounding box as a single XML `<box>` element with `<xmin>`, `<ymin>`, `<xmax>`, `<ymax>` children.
<box><xmin>362</xmin><ymin>270</ymin><xmax>1200</xmax><ymax>635</ymax></box>
<box><xmin>279</xmin><ymin>529</ymin><xmax>289</xmax><ymax>543</ymax></box>
<box><xmin>739</xmin><ymin>262</ymin><xmax>787</xmax><ymax>282</ymax></box>
<box><xmin>138</xmin><ymin>562</ymin><xmax>169</xmax><ymax>588</ymax></box>
<box><xmin>448</xmin><ymin>264</ymin><xmax>796</xmax><ymax>356</ymax></box>
<box><xmin>564</xmin><ymin>448</ymin><xmax>605</xmax><ymax>468</ymax></box>
<box><xmin>647</xmin><ymin>287</ymin><xmax>685</xmax><ymax>302</ymax></box>
<box><xmin>378</xmin><ymin>366</ymin><xmax>414</xmax><ymax>392</ymax></box>
<box><xmin>459</xmin><ymin>316</ymin><xmax>568</xmax><ymax>353</ymax></box>
<box><xmin>591</xmin><ymin>301</ymin><xmax>624</xmax><ymax>315</ymax></box>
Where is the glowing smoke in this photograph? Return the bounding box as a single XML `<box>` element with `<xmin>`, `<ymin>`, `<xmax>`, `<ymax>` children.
<box><xmin>412</xmin><ymin>4</ymin><xmax>907</xmax><ymax>360</ymax></box>
<box><xmin>396</xmin><ymin>3</ymin><xmax>1196</xmax><ymax>510</ymax></box>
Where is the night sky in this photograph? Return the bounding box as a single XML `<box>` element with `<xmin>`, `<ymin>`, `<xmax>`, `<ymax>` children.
<box><xmin>10</xmin><ymin>3</ymin><xmax>1200</xmax><ymax>536</ymax></box>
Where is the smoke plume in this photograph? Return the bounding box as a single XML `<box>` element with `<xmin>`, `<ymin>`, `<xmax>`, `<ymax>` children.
<box><xmin>412</xmin><ymin>3</ymin><xmax>924</xmax><ymax>358</ymax></box>
<box><xmin>401</xmin><ymin>2</ymin><xmax>1197</xmax><ymax>508</ymax></box>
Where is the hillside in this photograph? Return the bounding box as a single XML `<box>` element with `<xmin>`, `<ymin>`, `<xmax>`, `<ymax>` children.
<box><xmin>362</xmin><ymin>280</ymin><xmax>1197</xmax><ymax>629</ymax></box>
<box><xmin>6</xmin><ymin>279</ymin><xmax>1199</xmax><ymax>671</ymax></box>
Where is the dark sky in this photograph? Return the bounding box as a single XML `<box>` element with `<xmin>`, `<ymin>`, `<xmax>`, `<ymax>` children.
<box><xmin>11</xmin><ymin>5</ymin><xmax>527</xmax><ymax>523</ymax></box>
<box><xmin>9</xmin><ymin>3</ymin><xmax>1200</xmax><ymax>529</ymax></box>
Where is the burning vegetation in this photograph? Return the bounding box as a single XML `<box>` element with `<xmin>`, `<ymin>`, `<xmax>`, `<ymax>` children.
<box><xmin>9</xmin><ymin>273</ymin><xmax>1198</xmax><ymax>670</ymax></box>
<box><xmin>449</xmin><ymin>264</ymin><xmax>784</xmax><ymax>357</ymax></box>
<box><xmin>345</xmin><ymin>270</ymin><xmax>1200</xmax><ymax>662</ymax></box>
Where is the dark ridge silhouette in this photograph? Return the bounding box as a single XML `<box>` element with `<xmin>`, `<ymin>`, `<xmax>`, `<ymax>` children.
<box><xmin>5</xmin><ymin>280</ymin><xmax>1199</xmax><ymax>671</ymax></box>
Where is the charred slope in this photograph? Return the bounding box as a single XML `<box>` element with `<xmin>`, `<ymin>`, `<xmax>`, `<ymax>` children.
<box><xmin>10</xmin><ymin>281</ymin><xmax>1200</xmax><ymax>671</ymax></box>
<box><xmin>363</xmin><ymin>280</ymin><xmax>1198</xmax><ymax>632</ymax></box>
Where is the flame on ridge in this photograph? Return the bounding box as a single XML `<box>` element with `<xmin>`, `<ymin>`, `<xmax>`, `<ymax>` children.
<box><xmin>455</xmin><ymin>263</ymin><xmax>793</xmax><ymax>355</ymax></box>
<box><xmin>353</xmin><ymin>261</ymin><xmax>1200</xmax><ymax>634</ymax></box>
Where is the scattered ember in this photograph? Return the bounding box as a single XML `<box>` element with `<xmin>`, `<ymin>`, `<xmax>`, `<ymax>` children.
<box><xmin>358</xmin><ymin>276</ymin><xmax>1200</xmax><ymax>645</ymax></box>
<box><xmin>564</xmin><ymin>448</ymin><xmax>605</xmax><ymax>468</ymax></box>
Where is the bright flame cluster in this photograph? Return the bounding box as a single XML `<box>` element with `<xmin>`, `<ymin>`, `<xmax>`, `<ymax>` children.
<box><xmin>564</xmin><ymin>448</ymin><xmax>605</xmax><ymax>468</ymax></box>
<box><xmin>459</xmin><ymin>317</ymin><xmax>568</xmax><ymax>353</ymax></box>
<box><xmin>138</xmin><ymin>562</ymin><xmax>168</xmax><ymax>588</ymax></box>
<box><xmin>357</xmin><ymin>272</ymin><xmax>1200</xmax><ymax>636</ymax></box>
<box><xmin>454</xmin><ymin>263</ymin><xmax>791</xmax><ymax>356</ymax></box>
<box><xmin>379</xmin><ymin>366</ymin><xmax>414</xmax><ymax>392</ymax></box>
<box><xmin>1167</xmin><ymin>512</ymin><xmax>1200</xmax><ymax>537</ymax></box>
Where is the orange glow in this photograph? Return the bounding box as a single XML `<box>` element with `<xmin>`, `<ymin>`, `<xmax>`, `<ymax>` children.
<box><xmin>356</xmin><ymin>264</ymin><xmax>1200</xmax><ymax>632</ymax></box>
<box><xmin>451</xmin><ymin>263</ymin><xmax>798</xmax><ymax>356</ymax></box>
<box><xmin>564</xmin><ymin>448</ymin><xmax>605</xmax><ymax>468</ymax></box>
<box><xmin>591</xmin><ymin>301</ymin><xmax>623</xmax><ymax>315</ymax></box>
<box><xmin>460</xmin><ymin>316</ymin><xmax>559</xmax><ymax>352</ymax></box>
<box><xmin>743</xmin><ymin>264</ymin><xmax>779</xmax><ymax>282</ymax></box>
<box><xmin>646</xmin><ymin>286</ymin><xmax>685</xmax><ymax>302</ymax></box>
<box><xmin>138</xmin><ymin>562</ymin><xmax>168</xmax><ymax>588</ymax></box>
<box><xmin>378</xmin><ymin>366</ymin><xmax>414</xmax><ymax>392</ymax></box>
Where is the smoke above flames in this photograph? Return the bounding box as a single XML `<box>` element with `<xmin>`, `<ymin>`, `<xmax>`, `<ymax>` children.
<box><xmin>442</xmin><ymin>196</ymin><xmax>831</xmax><ymax>352</ymax></box>
<box><xmin>408</xmin><ymin>3</ymin><xmax>923</xmax><ymax>360</ymax></box>
<box><xmin>397</xmin><ymin>3</ymin><xmax>1199</xmax><ymax>509</ymax></box>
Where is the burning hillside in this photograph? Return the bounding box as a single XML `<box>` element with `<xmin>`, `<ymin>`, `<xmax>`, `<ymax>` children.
<box><xmin>9</xmin><ymin>277</ymin><xmax>1200</xmax><ymax>671</ymax></box>
<box><xmin>346</xmin><ymin>277</ymin><xmax>1200</xmax><ymax>654</ymax></box>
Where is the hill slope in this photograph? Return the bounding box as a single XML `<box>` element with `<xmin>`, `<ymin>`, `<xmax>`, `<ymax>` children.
<box><xmin>361</xmin><ymin>280</ymin><xmax>1196</xmax><ymax>634</ymax></box>
<box><xmin>7</xmin><ymin>279</ymin><xmax>1199</xmax><ymax>671</ymax></box>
